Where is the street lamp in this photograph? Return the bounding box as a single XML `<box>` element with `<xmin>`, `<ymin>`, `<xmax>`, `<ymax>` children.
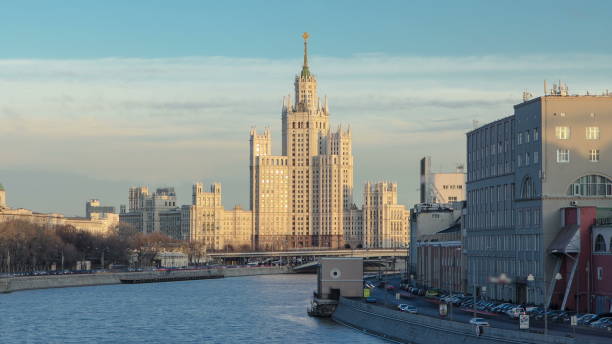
<box><xmin>528</xmin><ymin>272</ymin><xmax>562</xmax><ymax>337</ymax></box>
<box><xmin>489</xmin><ymin>273</ymin><xmax>512</xmax><ymax>302</ymax></box>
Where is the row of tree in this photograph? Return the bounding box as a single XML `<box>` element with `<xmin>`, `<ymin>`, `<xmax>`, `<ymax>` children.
<box><xmin>0</xmin><ymin>221</ymin><xmax>179</xmax><ymax>273</ymax></box>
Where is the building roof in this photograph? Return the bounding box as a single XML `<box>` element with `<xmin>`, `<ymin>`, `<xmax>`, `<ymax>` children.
<box><xmin>437</xmin><ymin>222</ymin><xmax>461</xmax><ymax>234</ymax></box>
<box><xmin>548</xmin><ymin>224</ymin><xmax>580</xmax><ymax>254</ymax></box>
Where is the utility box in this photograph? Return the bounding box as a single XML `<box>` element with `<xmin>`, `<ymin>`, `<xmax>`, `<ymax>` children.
<box><xmin>317</xmin><ymin>257</ymin><xmax>363</xmax><ymax>299</ymax></box>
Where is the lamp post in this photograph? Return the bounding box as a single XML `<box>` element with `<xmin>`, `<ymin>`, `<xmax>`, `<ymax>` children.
<box><xmin>528</xmin><ymin>272</ymin><xmax>562</xmax><ymax>337</ymax></box>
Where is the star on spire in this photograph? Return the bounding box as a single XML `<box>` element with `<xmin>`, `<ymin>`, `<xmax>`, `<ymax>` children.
<box><xmin>301</xmin><ymin>32</ymin><xmax>311</xmax><ymax>77</ymax></box>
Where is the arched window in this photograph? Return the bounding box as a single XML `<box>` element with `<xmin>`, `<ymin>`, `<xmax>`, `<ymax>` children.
<box><xmin>521</xmin><ymin>177</ymin><xmax>534</xmax><ymax>199</ymax></box>
<box><xmin>594</xmin><ymin>234</ymin><xmax>606</xmax><ymax>252</ymax></box>
<box><xmin>567</xmin><ymin>175</ymin><xmax>612</xmax><ymax>197</ymax></box>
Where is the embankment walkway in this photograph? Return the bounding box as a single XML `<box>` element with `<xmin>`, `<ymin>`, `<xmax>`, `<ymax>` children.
<box><xmin>0</xmin><ymin>266</ymin><xmax>291</xmax><ymax>293</ymax></box>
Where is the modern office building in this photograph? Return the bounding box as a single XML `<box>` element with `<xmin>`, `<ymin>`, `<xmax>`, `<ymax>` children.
<box><xmin>420</xmin><ymin>156</ymin><xmax>466</xmax><ymax>204</ymax></box>
<box><xmin>464</xmin><ymin>85</ymin><xmax>612</xmax><ymax>306</ymax></box>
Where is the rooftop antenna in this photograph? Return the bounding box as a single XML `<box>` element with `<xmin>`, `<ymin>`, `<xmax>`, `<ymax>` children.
<box><xmin>544</xmin><ymin>80</ymin><xmax>548</xmax><ymax>96</ymax></box>
<box><xmin>472</xmin><ymin>120</ymin><xmax>480</xmax><ymax>129</ymax></box>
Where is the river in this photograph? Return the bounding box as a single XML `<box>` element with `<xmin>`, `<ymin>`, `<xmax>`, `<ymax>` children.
<box><xmin>0</xmin><ymin>274</ymin><xmax>385</xmax><ymax>343</ymax></box>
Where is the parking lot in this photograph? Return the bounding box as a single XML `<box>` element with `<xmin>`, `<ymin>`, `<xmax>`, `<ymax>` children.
<box><xmin>364</xmin><ymin>276</ymin><xmax>612</xmax><ymax>343</ymax></box>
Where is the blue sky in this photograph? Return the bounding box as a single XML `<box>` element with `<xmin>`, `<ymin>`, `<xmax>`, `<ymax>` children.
<box><xmin>1</xmin><ymin>1</ymin><xmax>612</xmax><ymax>215</ymax></box>
<box><xmin>2</xmin><ymin>0</ymin><xmax>612</xmax><ymax>59</ymax></box>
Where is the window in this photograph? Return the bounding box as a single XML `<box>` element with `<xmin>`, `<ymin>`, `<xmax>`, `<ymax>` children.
<box><xmin>534</xmin><ymin>151</ymin><xmax>539</xmax><ymax>164</ymax></box>
<box><xmin>555</xmin><ymin>126</ymin><xmax>570</xmax><ymax>140</ymax></box>
<box><xmin>556</xmin><ymin>149</ymin><xmax>570</xmax><ymax>163</ymax></box>
<box><xmin>518</xmin><ymin>132</ymin><xmax>523</xmax><ymax>144</ymax></box>
<box><xmin>525</xmin><ymin>131</ymin><xmax>530</xmax><ymax>143</ymax></box>
<box><xmin>517</xmin><ymin>154</ymin><xmax>522</xmax><ymax>167</ymax></box>
<box><xmin>521</xmin><ymin>177</ymin><xmax>534</xmax><ymax>199</ymax></box>
<box><xmin>594</xmin><ymin>234</ymin><xmax>606</xmax><ymax>252</ymax></box>
<box><xmin>589</xmin><ymin>149</ymin><xmax>600</xmax><ymax>162</ymax></box>
<box><xmin>533</xmin><ymin>128</ymin><xmax>539</xmax><ymax>141</ymax></box>
<box><xmin>586</xmin><ymin>127</ymin><xmax>600</xmax><ymax>140</ymax></box>
<box><xmin>525</xmin><ymin>152</ymin><xmax>530</xmax><ymax>166</ymax></box>
<box><xmin>597</xmin><ymin>267</ymin><xmax>603</xmax><ymax>281</ymax></box>
<box><xmin>567</xmin><ymin>175</ymin><xmax>612</xmax><ymax>197</ymax></box>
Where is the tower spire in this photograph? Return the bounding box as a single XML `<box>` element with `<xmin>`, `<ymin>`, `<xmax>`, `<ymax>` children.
<box><xmin>301</xmin><ymin>32</ymin><xmax>311</xmax><ymax>78</ymax></box>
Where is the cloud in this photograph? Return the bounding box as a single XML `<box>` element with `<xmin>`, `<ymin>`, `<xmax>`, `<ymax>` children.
<box><xmin>1</xmin><ymin>53</ymin><xmax>612</xmax><ymax>214</ymax></box>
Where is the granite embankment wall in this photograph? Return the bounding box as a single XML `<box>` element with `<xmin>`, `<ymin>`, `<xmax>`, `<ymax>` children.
<box><xmin>332</xmin><ymin>298</ymin><xmax>575</xmax><ymax>344</ymax></box>
<box><xmin>0</xmin><ymin>266</ymin><xmax>291</xmax><ymax>293</ymax></box>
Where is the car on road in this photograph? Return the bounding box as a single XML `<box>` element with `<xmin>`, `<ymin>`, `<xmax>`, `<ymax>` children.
<box><xmin>469</xmin><ymin>318</ymin><xmax>490</xmax><ymax>327</ymax></box>
<box><xmin>386</xmin><ymin>285</ymin><xmax>396</xmax><ymax>292</ymax></box>
<box><xmin>401</xmin><ymin>305</ymin><xmax>418</xmax><ymax>314</ymax></box>
<box><xmin>365</xmin><ymin>297</ymin><xmax>377</xmax><ymax>303</ymax></box>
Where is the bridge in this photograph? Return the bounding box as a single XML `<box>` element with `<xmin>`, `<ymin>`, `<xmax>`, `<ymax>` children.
<box><xmin>208</xmin><ymin>248</ymin><xmax>407</xmax><ymax>268</ymax></box>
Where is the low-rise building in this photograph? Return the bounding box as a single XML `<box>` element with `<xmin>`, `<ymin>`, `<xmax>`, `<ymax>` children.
<box><xmin>409</xmin><ymin>202</ymin><xmax>463</xmax><ymax>276</ymax></box>
<box><xmin>548</xmin><ymin>206</ymin><xmax>612</xmax><ymax>313</ymax></box>
<box><xmin>415</xmin><ymin>218</ymin><xmax>466</xmax><ymax>293</ymax></box>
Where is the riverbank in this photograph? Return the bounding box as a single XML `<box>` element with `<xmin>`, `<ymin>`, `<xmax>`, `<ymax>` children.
<box><xmin>0</xmin><ymin>266</ymin><xmax>291</xmax><ymax>293</ymax></box>
<box><xmin>332</xmin><ymin>297</ymin><xmax>578</xmax><ymax>344</ymax></box>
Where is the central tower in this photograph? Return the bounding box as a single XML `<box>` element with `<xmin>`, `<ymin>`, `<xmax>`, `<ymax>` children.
<box><xmin>251</xmin><ymin>33</ymin><xmax>353</xmax><ymax>250</ymax></box>
<box><xmin>282</xmin><ymin>32</ymin><xmax>330</xmax><ymax>247</ymax></box>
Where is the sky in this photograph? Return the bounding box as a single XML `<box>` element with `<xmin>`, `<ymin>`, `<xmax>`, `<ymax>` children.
<box><xmin>2</xmin><ymin>1</ymin><xmax>612</xmax><ymax>216</ymax></box>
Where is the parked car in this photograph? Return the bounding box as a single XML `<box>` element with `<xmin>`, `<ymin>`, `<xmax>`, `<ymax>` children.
<box><xmin>590</xmin><ymin>317</ymin><xmax>612</xmax><ymax>329</ymax></box>
<box><xmin>425</xmin><ymin>289</ymin><xmax>440</xmax><ymax>298</ymax></box>
<box><xmin>577</xmin><ymin>313</ymin><xmax>598</xmax><ymax>326</ymax></box>
<box><xmin>469</xmin><ymin>318</ymin><xmax>490</xmax><ymax>327</ymax></box>
<box><xmin>506</xmin><ymin>307</ymin><xmax>526</xmax><ymax>319</ymax></box>
<box><xmin>365</xmin><ymin>297</ymin><xmax>377</xmax><ymax>303</ymax></box>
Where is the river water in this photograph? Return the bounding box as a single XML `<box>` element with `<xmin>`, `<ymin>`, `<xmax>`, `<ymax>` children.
<box><xmin>0</xmin><ymin>274</ymin><xmax>385</xmax><ymax>343</ymax></box>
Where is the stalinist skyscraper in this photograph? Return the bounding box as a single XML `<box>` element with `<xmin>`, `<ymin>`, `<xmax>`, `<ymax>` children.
<box><xmin>250</xmin><ymin>33</ymin><xmax>355</xmax><ymax>250</ymax></box>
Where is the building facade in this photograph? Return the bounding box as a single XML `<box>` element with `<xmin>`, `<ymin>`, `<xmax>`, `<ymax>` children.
<box><xmin>420</xmin><ymin>157</ymin><xmax>466</xmax><ymax>204</ymax></box>
<box><xmin>120</xmin><ymin>187</ymin><xmax>181</xmax><ymax>238</ymax></box>
<box><xmin>415</xmin><ymin>222</ymin><xmax>466</xmax><ymax>293</ymax></box>
<box><xmin>181</xmin><ymin>183</ymin><xmax>253</xmax><ymax>251</ymax></box>
<box><xmin>0</xmin><ymin>184</ymin><xmax>118</xmax><ymax>234</ymax></box>
<box><xmin>408</xmin><ymin>202</ymin><xmax>463</xmax><ymax>284</ymax></box>
<box><xmin>249</xmin><ymin>33</ymin><xmax>365</xmax><ymax>250</ymax></box>
<box><xmin>85</xmin><ymin>199</ymin><xmax>116</xmax><ymax>219</ymax></box>
<box><xmin>362</xmin><ymin>182</ymin><xmax>409</xmax><ymax>249</ymax></box>
<box><xmin>465</xmin><ymin>88</ymin><xmax>612</xmax><ymax>305</ymax></box>
<box><xmin>0</xmin><ymin>183</ymin><xmax>6</xmax><ymax>209</ymax></box>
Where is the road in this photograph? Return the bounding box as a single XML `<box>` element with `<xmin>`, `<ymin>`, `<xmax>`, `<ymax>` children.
<box><xmin>367</xmin><ymin>276</ymin><xmax>612</xmax><ymax>343</ymax></box>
